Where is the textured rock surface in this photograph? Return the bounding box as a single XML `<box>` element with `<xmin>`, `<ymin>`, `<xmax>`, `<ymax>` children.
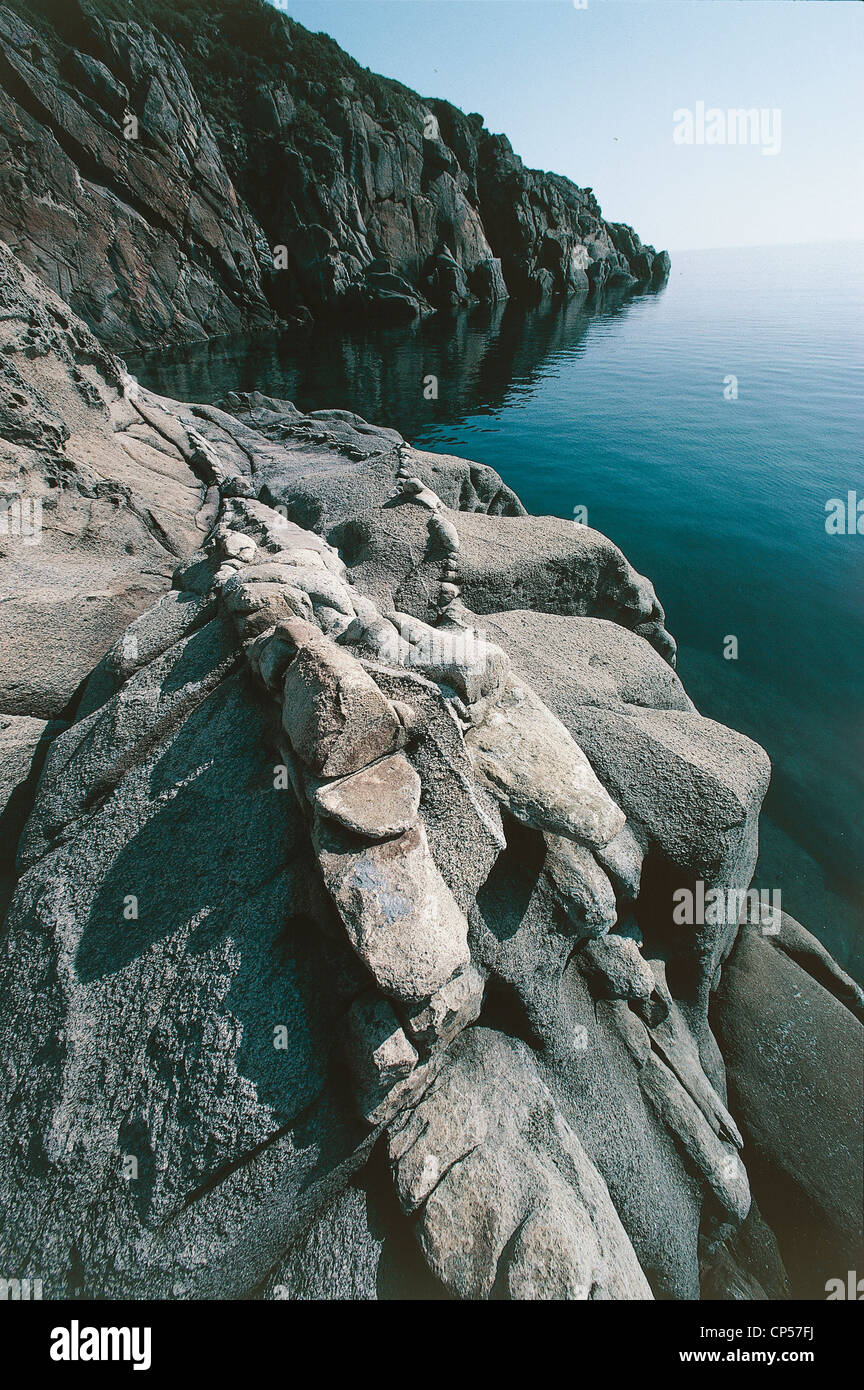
<box><xmin>314</xmin><ymin>816</ymin><xmax>471</xmax><ymax>1005</ymax></box>
<box><xmin>312</xmin><ymin>752</ymin><xmax>421</xmax><ymax>841</ymax></box>
<box><xmin>0</xmin><ymin>240</ymin><xmax>858</xmax><ymax>1303</ymax></box>
<box><xmin>388</xmin><ymin>1028</ymin><xmax>653</xmax><ymax>1300</ymax></box>
<box><xmin>0</xmin><ymin>0</ymin><xmax>668</xmax><ymax>352</ymax></box>
<box><xmin>0</xmin><ymin>241</ymin><xmax>212</xmax><ymax>717</ymax></box>
<box><xmin>466</xmin><ymin>677</ymin><xmax>625</xmax><ymax>848</ymax></box>
<box><xmin>713</xmin><ymin>922</ymin><xmax>864</xmax><ymax>1298</ymax></box>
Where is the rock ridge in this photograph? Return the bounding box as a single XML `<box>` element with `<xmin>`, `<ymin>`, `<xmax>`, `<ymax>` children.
<box><xmin>0</xmin><ymin>0</ymin><xmax>669</xmax><ymax>351</ymax></box>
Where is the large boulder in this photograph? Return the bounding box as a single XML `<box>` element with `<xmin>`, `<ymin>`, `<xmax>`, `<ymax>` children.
<box><xmin>713</xmin><ymin>922</ymin><xmax>864</xmax><ymax>1298</ymax></box>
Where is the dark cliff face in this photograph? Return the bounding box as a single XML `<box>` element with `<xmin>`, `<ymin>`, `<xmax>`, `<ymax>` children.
<box><xmin>0</xmin><ymin>0</ymin><xmax>669</xmax><ymax>352</ymax></box>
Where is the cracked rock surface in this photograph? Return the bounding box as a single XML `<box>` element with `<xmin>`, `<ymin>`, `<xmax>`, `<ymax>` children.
<box><xmin>0</xmin><ymin>238</ymin><xmax>860</xmax><ymax>1301</ymax></box>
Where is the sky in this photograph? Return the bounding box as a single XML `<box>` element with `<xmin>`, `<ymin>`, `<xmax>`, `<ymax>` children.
<box><xmin>276</xmin><ymin>0</ymin><xmax>864</xmax><ymax>252</ymax></box>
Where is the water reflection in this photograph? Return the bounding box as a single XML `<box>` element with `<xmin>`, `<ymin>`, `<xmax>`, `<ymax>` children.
<box><xmin>128</xmin><ymin>287</ymin><xmax>665</xmax><ymax>434</ymax></box>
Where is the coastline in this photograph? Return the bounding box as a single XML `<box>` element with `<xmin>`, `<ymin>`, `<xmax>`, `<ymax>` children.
<box><xmin>1</xmin><ymin>237</ymin><xmax>861</xmax><ymax>1300</ymax></box>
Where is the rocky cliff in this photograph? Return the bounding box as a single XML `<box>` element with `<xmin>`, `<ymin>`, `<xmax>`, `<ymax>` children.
<box><xmin>1</xmin><ymin>240</ymin><xmax>861</xmax><ymax>1301</ymax></box>
<box><xmin>0</xmin><ymin>0</ymin><xmax>669</xmax><ymax>352</ymax></box>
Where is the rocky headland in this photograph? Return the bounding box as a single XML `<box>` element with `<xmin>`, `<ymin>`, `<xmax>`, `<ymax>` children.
<box><xmin>1</xmin><ymin>233</ymin><xmax>862</xmax><ymax>1301</ymax></box>
<box><xmin>0</xmin><ymin>0</ymin><xmax>669</xmax><ymax>352</ymax></box>
<box><xmin>0</xmin><ymin>0</ymin><xmax>861</xmax><ymax>1305</ymax></box>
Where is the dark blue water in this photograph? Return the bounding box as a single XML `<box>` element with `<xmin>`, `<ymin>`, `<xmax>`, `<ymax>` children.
<box><xmin>130</xmin><ymin>242</ymin><xmax>864</xmax><ymax>978</ymax></box>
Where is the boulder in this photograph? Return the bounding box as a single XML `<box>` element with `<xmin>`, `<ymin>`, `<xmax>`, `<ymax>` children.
<box><xmin>312</xmin><ymin>752</ymin><xmax>421</xmax><ymax>841</ymax></box>
<box><xmin>404</xmin><ymin>964</ymin><xmax>486</xmax><ymax>1048</ymax></box>
<box><xmin>713</xmin><ymin>924</ymin><xmax>864</xmax><ymax>1297</ymax></box>
<box><xmin>388</xmin><ymin>1028</ymin><xmax>653</xmax><ymax>1300</ymax></box>
<box><xmin>580</xmin><ymin>934</ymin><xmax>657</xmax><ymax>1003</ymax></box>
<box><xmin>282</xmin><ymin>636</ymin><xmax>403</xmax><ymax>777</ymax></box>
<box><xmin>313</xmin><ymin>816</ymin><xmax>471</xmax><ymax>1003</ymax></box>
<box><xmin>466</xmin><ymin>677</ymin><xmax>625</xmax><ymax>849</ymax></box>
<box><xmin>543</xmin><ymin>835</ymin><xmax>618</xmax><ymax>934</ymax></box>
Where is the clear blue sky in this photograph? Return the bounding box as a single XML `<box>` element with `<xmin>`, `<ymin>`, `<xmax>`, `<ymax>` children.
<box><xmin>276</xmin><ymin>0</ymin><xmax>863</xmax><ymax>251</ymax></box>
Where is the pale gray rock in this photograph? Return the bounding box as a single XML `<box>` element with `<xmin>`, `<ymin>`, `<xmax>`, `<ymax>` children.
<box><xmin>364</xmin><ymin>663</ymin><xmax>507</xmax><ymax>916</ymax></box>
<box><xmin>714</xmin><ymin>924</ymin><xmax>864</xmax><ymax>1297</ymax></box>
<box><xmin>637</xmin><ymin>1051</ymin><xmax>750</xmax><ymax>1224</ymax></box>
<box><xmin>404</xmin><ymin>964</ymin><xmax>486</xmax><ymax>1048</ymax></box>
<box><xmin>428</xmin><ymin>515</ymin><xmax>460</xmax><ymax>554</ymax></box>
<box><xmin>387</xmin><ymin>612</ymin><xmax>508</xmax><ymax>703</ymax></box>
<box><xmin>388</xmin><ymin>1027</ymin><xmax>653</xmax><ymax>1300</ymax></box>
<box><xmin>313</xmin><ymin>753</ymin><xmax>421</xmax><ymax>841</ymax></box>
<box><xmin>313</xmin><ymin>816</ymin><xmax>470</xmax><ymax>1004</ymax></box>
<box><xmin>0</xmin><ymin>244</ymin><xmax>209</xmax><ymax>717</ymax></box>
<box><xmin>0</xmin><ymin>595</ymin><xmax>374</xmax><ymax>1298</ymax></box>
<box><xmin>768</xmin><ymin>910</ymin><xmax>864</xmax><ymax>1022</ymax></box>
<box><xmin>543</xmin><ymin>835</ymin><xmax>618</xmax><ymax>935</ymax></box>
<box><xmin>0</xmin><ymin>714</ymin><xmax>49</xmax><ymax>818</ymax></box>
<box><xmin>247</xmin><ymin>625</ymin><xmax>304</xmax><ymax>694</ymax></box>
<box><xmin>561</xmin><ymin>707</ymin><xmax>769</xmax><ymax>881</ymax></box>
<box><xmin>453</xmin><ymin>513</ymin><xmax>675</xmax><ymax>661</ymax></box>
<box><xmin>596</xmin><ymin>822</ymin><xmax>645</xmax><ymax>902</ymax></box>
<box><xmin>282</xmin><ymin>634</ymin><xmax>403</xmax><ymax>778</ymax></box>
<box><xmin>343</xmin><ymin>993</ymin><xmax>423</xmax><ymax>1123</ymax></box>
<box><xmin>0</xmin><ymin>712</ymin><xmax>52</xmax><ymax>917</ymax></box>
<box><xmin>466</xmin><ymin>677</ymin><xmax>625</xmax><ymax>849</ymax></box>
<box><xmin>77</xmin><ymin>591</ymin><xmax>217</xmax><ymax>720</ymax></box>
<box><xmin>482</xmin><ymin>608</ymin><xmax>691</xmax><ymax>714</ymax></box>
<box><xmin>580</xmin><ymin>934</ymin><xmax>657</xmax><ymax>1003</ymax></box>
<box><xmin>2</xmin><ymin>238</ymin><xmax>844</xmax><ymax>1306</ymax></box>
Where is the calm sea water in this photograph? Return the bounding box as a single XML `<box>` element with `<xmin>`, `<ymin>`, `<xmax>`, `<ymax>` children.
<box><xmin>130</xmin><ymin>242</ymin><xmax>864</xmax><ymax>979</ymax></box>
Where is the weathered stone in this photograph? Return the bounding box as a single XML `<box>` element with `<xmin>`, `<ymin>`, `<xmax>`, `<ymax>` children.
<box><xmin>428</xmin><ymin>515</ymin><xmax>460</xmax><ymax>553</ymax></box>
<box><xmin>581</xmin><ymin>934</ymin><xmax>656</xmax><ymax>1002</ymax></box>
<box><xmin>596</xmin><ymin>822</ymin><xmax>644</xmax><ymax>901</ymax></box>
<box><xmin>313</xmin><ymin>753</ymin><xmax>421</xmax><ymax>840</ymax></box>
<box><xmin>283</xmin><ymin>636</ymin><xmax>403</xmax><ymax>777</ymax></box>
<box><xmin>216</xmin><ymin>529</ymin><xmax>257</xmax><ymax>564</ymax></box>
<box><xmin>544</xmin><ymin>835</ymin><xmax>618</xmax><ymax>935</ymax></box>
<box><xmin>388</xmin><ymin>613</ymin><xmax>508</xmax><ymax>703</ymax></box>
<box><xmin>314</xmin><ymin>817</ymin><xmax>470</xmax><ymax>1003</ymax></box>
<box><xmin>714</xmin><ymin>925</ymin><xmax>864</xmax><ymax>1297</ymax></box>
<box><xmin>221</xmin><ymin>578</ymin><xmax>314</xmax><ymax>622</ymax></box>
<box><xmin>388</xmin><ymin>1028</ymin><xmax>653</xmax><ymax>1300</ymax></box>
<box><xmin>344</xmin><ymin>993</ymin><xmax>420</xmax><ymax>1123</ymax></box>
<box><xmin>246</xmin><ymin>622</ymin><xmax>312</xmax><ymax>693</ymax></box>
<box><xmin>638</xmin><ymin>1053</ymin><xmax>751</xmax><ymax>1224</ymax></box>
<box><xmin>404</xmin><ymin>964</ymin><xmax>486</xmax><ymax>1047</ymax></box>
<box><xmin>466</xmin><ymin>678</ymin><xmax>625</xmax><ymax>848</ymax></box>
<box><xmin>0</xmin><ymin>223</ymin><xmax>839</xmax><ymax>1309</ymax></box>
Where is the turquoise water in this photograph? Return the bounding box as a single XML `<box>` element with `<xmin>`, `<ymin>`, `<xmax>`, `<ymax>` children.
<box><xmin>130</xmin><ymin>242</ymin><xmax>864</xmax><ymax>978</ymax></box>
